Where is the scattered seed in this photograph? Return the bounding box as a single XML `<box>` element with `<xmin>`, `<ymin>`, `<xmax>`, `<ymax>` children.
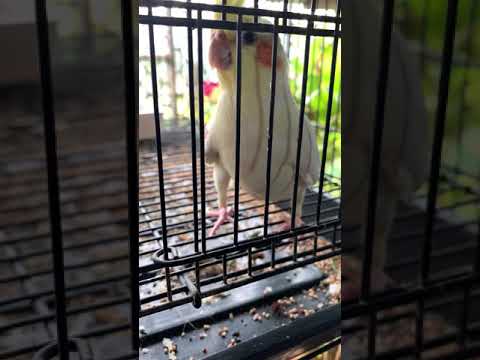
<box><xmin>228</xmin><ymin>338</ymin><xmax>237</xmax><ymax>348</ymax></box>
<box><xmin>203</xmin><ymin>324</ymin><xmax>211</xmax><ymax>331</ymax></box>
<box><xmin>249</xmin><ymin>307</ymin><xmax>257</xmax><ymax>315</ymax></box>
<box><xmin>199</xmin><ymin>332</ymin><xmax>208</xmax><ymax>340</ymax></box>
<box><xmin>218</xmin><ymin>326</ymin><xmax>229</xmax><ymax>337</ymax></box>
<box><xmin>142</xmin><ymin>348</ymin><xmax>149</xmax><ymax>354</ymax></box>
<box><xmin>162</xmin><ymin>338</ymin><xmax>177</xmax><ymax>356</ymax></box>
<box><xmin>253</xmin><ymin>313</ymin><xmax>263</xmax><ymax>321</ymax></box>
<box><xmin>271</xmin><ymin>301</ymin><xmax>282</xmax><ymax>314</ymax></box>
<box><xmin>181</xmin><ymin>332</ymin><xmax>185</xmax><ymax>337</ymax></box>
<box><xmin>263</xmin><ymin>286</ymin><xmax>273</xmax><ymax>295</ymax></box>
<box><xmin>232</xmin><ymin>331</ymin><xmax>240</xmax><ymax>337</ymax></box>
<box><xmin>229</xmin><ymin>312</ymin><xmax>234</xmax><ymax>320</ymax></box>
<box><xmin>203</xmin><ymin>348</ymin><xmax>208</xmax><ymax>354</ymax></box>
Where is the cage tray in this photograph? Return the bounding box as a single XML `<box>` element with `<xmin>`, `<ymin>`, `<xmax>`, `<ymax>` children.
<box><xmin>140</xmin><ymin>263</ymin><xmax>326</xmax><ymax>345</ymax></box>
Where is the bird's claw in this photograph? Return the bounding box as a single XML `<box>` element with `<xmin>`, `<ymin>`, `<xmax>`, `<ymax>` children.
<box><xmin>207</xmin><ymin>207</ymin><xmax>234</xmax><ymax>236</ymax></box>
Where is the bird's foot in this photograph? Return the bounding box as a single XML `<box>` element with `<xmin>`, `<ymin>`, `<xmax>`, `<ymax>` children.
<box><xmin>207</xmin><ymin>207</ymin><xmax>234</xmax><ymax>236</ymax></box>
<box><xmin>278</xmin><ymin>214</ymin><xmax>304</xmax><ymax>232</ymax></box>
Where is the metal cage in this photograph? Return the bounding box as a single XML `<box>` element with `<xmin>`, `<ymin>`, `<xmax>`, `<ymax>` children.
<box><xmin>342</xmin><ymin>0</ymin><xmax>480</xmax><ymax>359</ymax></box>
<box><xmin>137</xmin><ymin>0</ymin><xmax>341</xmax><ymax>358</ymax></box>
<box><xmin>1</xmin><ymin>0</ymin><xmax>341</xmax><ymax>359</ymax></box>
<box><xmin>2</xmin><ymin>0</ymin><xmax>479</xmax><ymax>359</ymax></box>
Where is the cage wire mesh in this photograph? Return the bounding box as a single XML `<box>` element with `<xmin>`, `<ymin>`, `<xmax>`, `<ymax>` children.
<box><xmin>137</xmin><ymin>0</ymin><xmax>341</xmax><ymax>358</ymax></box>
<box><xmin>341</xmin><ymin>0</ymin><xmax>480</xmax><ymax>359</ymax></box>
<box><xmin>0</xmin><ymin>1</ymin><xmax>137</xmax><ymax>360</ymax></box>
<box><xmin>5</xmin><ymin>0</ymin><xmax>480</xmax><ymax>359</ymax></box>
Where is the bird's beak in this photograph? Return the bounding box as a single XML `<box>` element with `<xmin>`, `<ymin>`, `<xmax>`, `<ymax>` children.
<box><xmin>209</xmin><ymin>30</ymin><xmax>232</xmax><ymax>70</ymax></box>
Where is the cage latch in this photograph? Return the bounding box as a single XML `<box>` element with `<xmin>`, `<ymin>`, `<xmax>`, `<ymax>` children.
<box><xmin>151</xmin><ymin>246</ymin><xmax>202</xmax><ymax>308</ymax></box>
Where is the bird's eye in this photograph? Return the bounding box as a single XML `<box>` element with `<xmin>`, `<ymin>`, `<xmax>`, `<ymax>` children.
<box><xmin>242</xmin><ymin>31</ymin><xmax>256</xmax><ymax>45</ymax></box>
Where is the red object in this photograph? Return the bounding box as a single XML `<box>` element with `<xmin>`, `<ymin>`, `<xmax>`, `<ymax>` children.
<box><xmin>203</xmin><ymin>80</ymin><xmax>219</xmax><ymax>97</ymax></box>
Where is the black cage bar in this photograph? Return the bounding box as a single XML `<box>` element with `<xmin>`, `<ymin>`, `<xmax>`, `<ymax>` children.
<box><xmin>342</xmin><ymin>0</ymin><xmax>480</xmax><ymax>359</ymax></box>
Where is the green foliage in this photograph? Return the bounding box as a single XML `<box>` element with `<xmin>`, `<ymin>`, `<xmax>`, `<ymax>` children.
<box><xmin>288</xmin><ymin>36</ymin><xmax>342</xmax><ymax>178</ymax></box>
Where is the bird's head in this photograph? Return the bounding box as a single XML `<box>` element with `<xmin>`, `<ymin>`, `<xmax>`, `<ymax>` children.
<box><xmin>209</xmin><ymin>28</ymin><xmax>286</xmax><ymax>88</ymax></box>
<box><xmin>208</xmin><ymin>0</ymin><xmax>287</xmax><ymax>91</ymax></box>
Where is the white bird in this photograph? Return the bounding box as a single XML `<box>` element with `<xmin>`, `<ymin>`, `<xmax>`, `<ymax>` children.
<box><xmin>342</xmin><ymin>0</ymin><xmax>430</xmax><ymax>299</ymax></box>
<box><xmin>205</xmin><ymin>11</ymin><xmax>320</xmax><ymax>236</ymax></box>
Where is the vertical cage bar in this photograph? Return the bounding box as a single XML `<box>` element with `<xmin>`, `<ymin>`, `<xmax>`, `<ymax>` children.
<box><xmin>316</xmin><ymin>0</ymin><xmax>341</xmax><ymax>226</ymax></box>
<box><xmin>148</xmin><ymin>6</ymin><xmax>172</xmax><ymax>302</ymax></box>
<box><xmin>35</xmin><ymin>0</ymin><xmax>69</xmax><ymax>358</ymax></box>
<box><xmin>420</xmin><ymin>0</ymin><xmax>458</xmax><ymax>293</ymax></box>
<box><xmin>360</xmin><ymin>0</ymin><xmax>395</xmax><ymax>301</ymax></box>
<box><xmin>186</xmin><ymin>0</ymin><xmax>201</xmax><ymax>293</ymax></box>
<box><xmin>283</xmin><ymin>0</ymin><xmax>289</xmax><ymax>27</ymax></box>
<box><xmin>264</xmin><ymin>16</ymin><xmax>280</xmax><ymax>268</ymax></box>
<box><xmin>122</xmin><ymin>0</ymin><xmax>140</xmax><ymax>351</ymax></box>
<box><xmin>417</xmin><ymin>0</ymin><xmax>458</xmax><ymax>355</ymax></box>
<box><xmin>291</xmin><ymin>2</ymin><xmax>315</xmax><ymax>260</ymax></box>
<box><xmin>186</xmin><ymin>0</ymin><xmax>199</xmax><ymax>254</ymax></box>
<box><xmin>222</xmin><ymin>0</ymin><xmax>227</xmax><ymax>21</ymax></box>
<box><xmin>233</xmin><ymin>15</ymin><xmax>243</xmax><ymax>248</ymax></box>
<box><xmin>254</xmin><ymin>0</ymin><xmax>259</xmax><ymax>23</ymax></box>
<box><xmin>197</xmin><ymin>10</ymin><xmax>208</xmax><ymax>252</ymax></box>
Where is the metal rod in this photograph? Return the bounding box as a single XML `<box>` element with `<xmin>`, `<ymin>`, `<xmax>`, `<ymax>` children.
<box><xmin>264</xmin><ymin>16</ymin><xmax>280</xmax><ymax>268</ymax></box>
<box><xmin>148</xmin><ymin>6</ymin><xmax>172</xmax><ymax>303</ymax></box>
<box><xmin>139</xmin><ymin>15</ymin><xmax>336</xmax><ymax>38</ymax></box>
<box><xmin>186</xmin><ymin>0</ymin><xmax>200</xmax><ymax>254</ymax></box>
<box><xmin>233</xmin><ymin>15</ymin><xmax>243</xmax><ymax>247</ymax></box>
<box><xmin>360</xmin><ymin>0</ymin><xmax>395</xmax><ymax>301</ymax></box>
<box><xmin>121</xmin><ymin>0</ymin><xmax>140</xmax><ymax>350</ymax></box>
<box><xmin>316</xmin><ymin>0</ymin><xmax>341</xmax><ymax>226</ymax></box>
<box><xmin>186</xmin><ymin>0</ymin><xmax>201</xmax><ymax>295</ymax></box>
<box><xmin>290</xmin><ymin>8</ymin><xmax>314</xmax><ymax>260</ymax></box>
<box><xmin>197</xmin><ymin>10</ymin><xmax>208</xmax><ymax>252</ymax></box>
<box><xmin>140</xmin><ymin>0</ymin><xmax>338</xmax><ymax>24</ymax></box>
<box><xmin>421</xmin><ymin>0</ymin><xmax>459</xmax><ymax>292</ymax></box>
<box><xmin>418</xmin><ymin>1</ymin><xmax>459</xmax><ymax>356</ymax></box>
<box><xmin>35</xmin><ymin>1</ymin><xmax>69</xmax><ymax>358</ymax></box>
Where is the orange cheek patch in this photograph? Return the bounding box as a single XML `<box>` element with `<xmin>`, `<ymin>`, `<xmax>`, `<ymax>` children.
<box><xmin>256</xmin><ymin>40</ymin><xmax>283</xmax><ymax>69</ymax></box>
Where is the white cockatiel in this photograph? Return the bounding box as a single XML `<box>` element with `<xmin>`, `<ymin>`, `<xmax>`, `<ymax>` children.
<box><xmin>205</xmin><ymin>6</ymin><xmax>320</xmax><ymax>236</ymax></box>
<box><xmin>342</xmin><ymin>0</ymin><xmax>430</xmax><ymax>299</ymax></box>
